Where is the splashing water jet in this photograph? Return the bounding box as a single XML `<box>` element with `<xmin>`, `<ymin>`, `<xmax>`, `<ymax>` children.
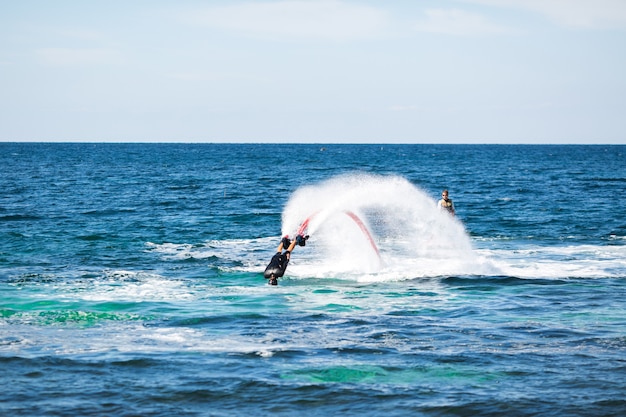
<box><xmin>281</xmin><ymin>173</ymin><xmax>487</xmax><ymax>281</ymax></box>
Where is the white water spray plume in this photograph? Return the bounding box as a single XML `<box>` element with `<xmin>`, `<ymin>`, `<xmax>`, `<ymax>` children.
<box><xmin>281</xmin><ymin>173</ymin><xmax>492</xmax><ymax>281</ymax></box>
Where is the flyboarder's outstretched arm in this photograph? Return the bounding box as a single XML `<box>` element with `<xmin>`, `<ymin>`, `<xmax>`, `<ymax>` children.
<box><xmin>276</xmin><ymin>236</ymin><xmax>297</xmax><ymax>253</ymax></box>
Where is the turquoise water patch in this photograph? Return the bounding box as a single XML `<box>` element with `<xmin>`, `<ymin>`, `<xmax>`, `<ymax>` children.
<box><xmin>284</xmin><ymin>365</ymin><xmax>388</xmax><ymax>384</ymax></box>
<box><xmin>311</xmin><ymin>303</ymin><xmax>363</xmax><ymax>313</ymax></box>
<box><xmin>6</xmin><ymin>309</ymin><xmax>150</xmax><ymax>327</ymax></box>
<box><xmin>283</xmin><ymin>364</ymin><xmax>500</xmax><ymax>386</ymax></box>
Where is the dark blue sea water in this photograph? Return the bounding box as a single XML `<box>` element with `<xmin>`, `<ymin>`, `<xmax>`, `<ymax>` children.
<box><xmin>1</xmin><ymin>143</ymin><xmax>625</xmax><ymax>416</ymax></box>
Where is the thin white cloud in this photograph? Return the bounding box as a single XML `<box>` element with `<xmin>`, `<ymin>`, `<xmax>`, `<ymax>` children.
<box><xmin>169</xmin><ymin>72</ymin><xmax>226</xmax><ymax>82</ymax></box>
<box><xmin>57</xmin><ymin>28</ymin><xmax>111</xmax><ymax>43</ymax></box>
<box><xmin>36</xmin><ymin>47</ymin><xmax>121</xmax><ymax>67</ymax></box>
<box><xmin>169</xmin><ymin>71</ymin><xmax>265</xmax><ymax>83</ymax></box>
<box><xmin>180</xmin><ymin>0</ymin><xmax>389</xmax><ymax>41</ymax></box>
<box><xmin>463</xmin><ymin>0</ymin><xmax>626</xmax><ymax>29</ymax></box>
<box><xmin>389</xmin><ymin>105</ymin><xmax>419</xmax><ymax>112</ymax></box>
<box><xmin>414</xmin><ymin>8</ymin><xmax>513</xmax><ymax>36</ymax></box>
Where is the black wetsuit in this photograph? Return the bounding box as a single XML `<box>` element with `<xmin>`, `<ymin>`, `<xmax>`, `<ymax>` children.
<box><xmin>264</xmin><ymin>251</ymin><xmax>290</xmax><ymax>279</ymax></box>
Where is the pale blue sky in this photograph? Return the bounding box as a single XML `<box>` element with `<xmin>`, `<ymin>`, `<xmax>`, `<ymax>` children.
<box><xmin>1</xmin><ymin>0</ymin><xmax>625</xmax><ymax>143</ymax></box>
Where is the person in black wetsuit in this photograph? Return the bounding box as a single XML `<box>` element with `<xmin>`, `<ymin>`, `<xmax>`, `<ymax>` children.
<box><xmin>264</xmin><ymin>234</ymin><xmax>308</xmax><ymax>285</ymax></box>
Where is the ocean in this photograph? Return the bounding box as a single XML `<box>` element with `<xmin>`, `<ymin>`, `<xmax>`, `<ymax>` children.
<box><xmin>1</xmin><ymin>143</ymin><xmax>625</xmax><ymax>416</ymax></box>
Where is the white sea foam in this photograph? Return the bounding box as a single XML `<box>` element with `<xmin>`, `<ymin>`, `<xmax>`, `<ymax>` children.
<box><xmin>147</xmin><ymin>239</ymin><xmax>269</xmax><ymax>267</ymax></box>
<box><xmin>476</xmin><ymin>244</ymin><xmax>626</xmax><ymax>279</ymax></box>
<box><xmin>64</xmin><ymin>270</ymin><xmax>195</xmax><ymax>302</ymax></box>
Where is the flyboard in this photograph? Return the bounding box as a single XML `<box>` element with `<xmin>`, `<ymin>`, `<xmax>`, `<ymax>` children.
<box><xmin>264</xmin><ymin>210</ymin><xmax>380</xmax><ymax>285</ymax></box>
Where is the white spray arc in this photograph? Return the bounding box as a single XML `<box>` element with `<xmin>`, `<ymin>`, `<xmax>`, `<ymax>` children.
<box><xmin>281</xmin><ymin>173</ymin><xmax>488</xmax><ymax>281</ymax></box>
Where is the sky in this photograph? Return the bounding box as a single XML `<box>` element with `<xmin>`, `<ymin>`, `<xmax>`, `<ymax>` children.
<box><xmin>1</xmin><ymin>0</ymin><xmax>625</xmax><ymax>144</ymax></box>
